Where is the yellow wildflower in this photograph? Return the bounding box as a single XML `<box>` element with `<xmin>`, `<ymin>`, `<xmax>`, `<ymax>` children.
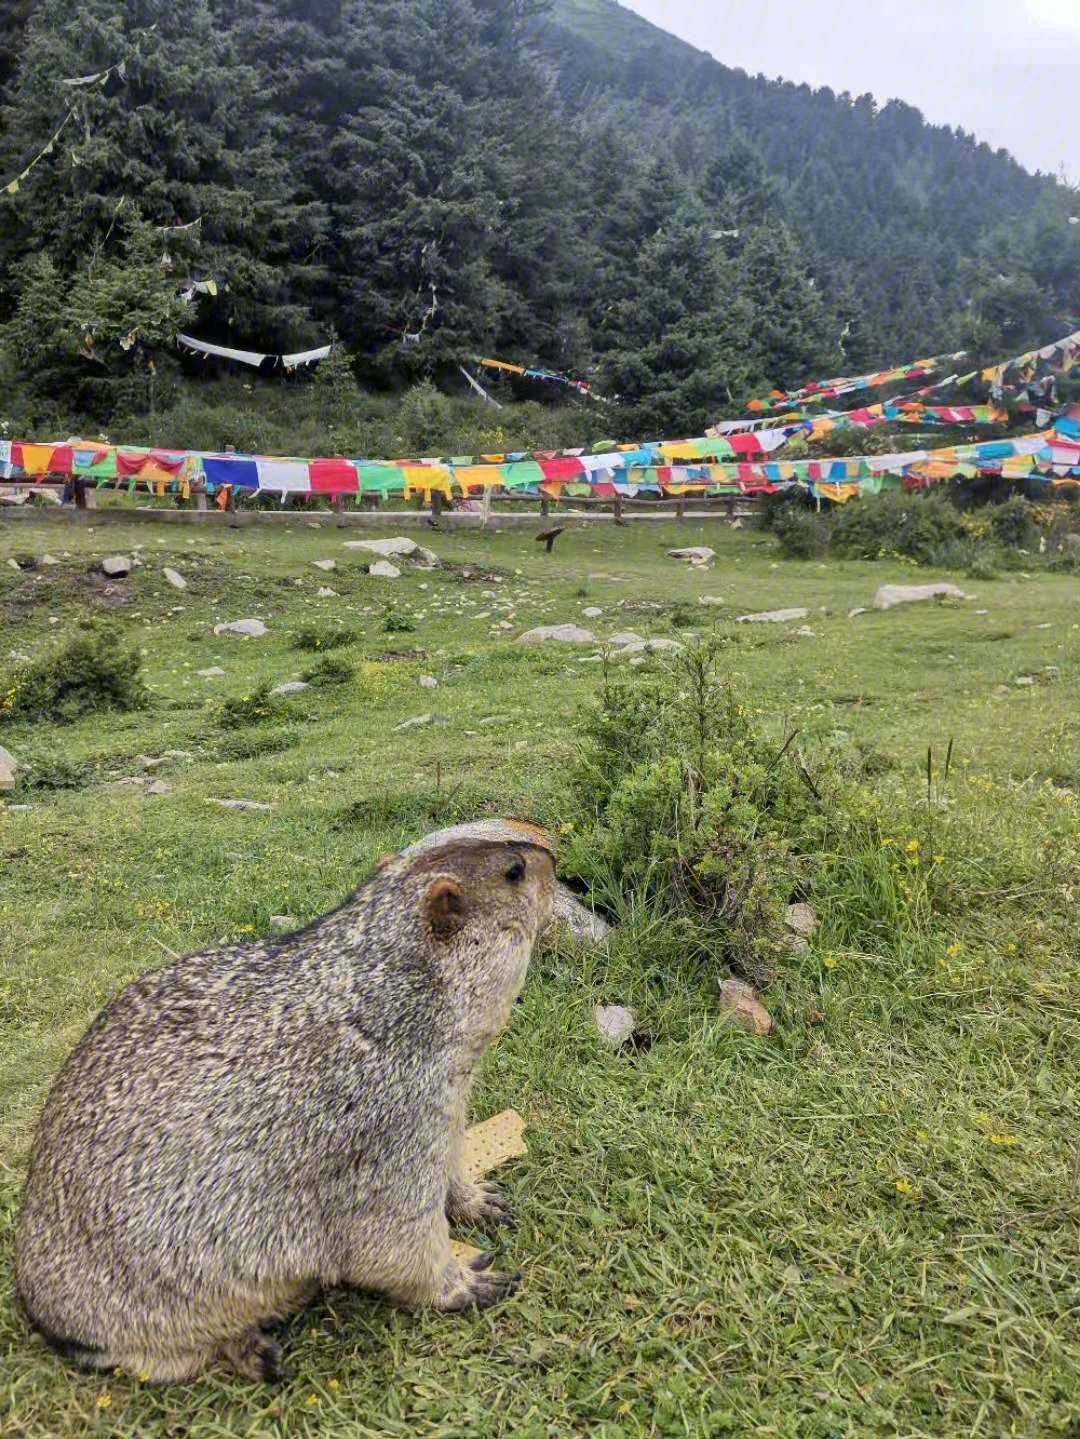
<box><xmin>990</xmin><ymin>1134</ymin><xmax>1019</xmax><ymax>1147</ymax></box>
<box><xmin>906</xmin><ymin>839</ymin><xmax>920</xmax><ymax>853</ymax></box>
<box><xmin>946</xmin><ymin>944</ymin><xmax>961</xmax><ymax>958</ymax></box>
<box><xmin>822</xmin><ymin>955</ymin><xmax>837</xmax><ymax>969</ymax></box>
<box><xmin>895</xmin><ymin>1178</ymin><xmax>914</xmax><ymax>1195</ymax></box>
<box><xmin>96</xmin><ymin>1394</ymin><xmax>112</xmax><ymax>1409</ymax></box>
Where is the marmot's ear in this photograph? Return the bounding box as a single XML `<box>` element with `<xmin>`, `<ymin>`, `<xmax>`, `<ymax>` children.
<box><xmin>421</xmin><ymin>877</ymin><xmax>467</xmax><ymax>940</ymax></box>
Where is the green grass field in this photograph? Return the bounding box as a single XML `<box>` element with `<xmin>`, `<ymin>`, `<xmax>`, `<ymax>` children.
<box><xmin>1</xmin><ymin>515</ymin><xmax>1079</xmax><ymax>1437</ymax></box>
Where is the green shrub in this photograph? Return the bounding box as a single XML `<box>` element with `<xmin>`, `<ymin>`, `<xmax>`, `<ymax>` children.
<box><xmin>772</xmin><ymin>504</ymin><xmax>832</xmax><ymax>559</ymax></box>
<box><xmin>987</xmin><ymin>496</ymin><xmax>1038</xmax><ymax>550</ymax></box>
<box><xmin>560</xmin><ymin>641</ymin><xmax>832</xmax><ymax>987</ymax></box>
<box><xmin>383</xmin><ymin>609</ymin><xmax>416</xmax><ymax>634</ymax></box>
<box><xmin>0</xmin><ymin>625</ymin><xmax>147</xmax><ymax>724</ymax></box>
<box><xmin>216</xmin><ymin>682</ymin><xmax>281</xmax><ymax>727</ymax></box>
<box><xmin>290</xmin><ymin>624</ymin><xmax>359</xmax><ymax>652</ymax></box>
<box><xmin>830</xmin><ymin>490</ymin><xmax>968</xmax><ymax>564</ymax></box>
<box><xmin>302</xmin><ymin>654</ymin><xmax>355</xmax><ymax>686</ymax></box>
<box><xmin>17</xmin><ymin>756</ymin><xmax>98</xmax><ymax>792</ymax></box>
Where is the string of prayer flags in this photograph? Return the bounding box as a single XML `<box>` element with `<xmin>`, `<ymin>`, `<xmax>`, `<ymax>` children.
<box><xmin>176</xmin><ymin>334</ymin><xmax>331</xmax><ymax>370</ymax></box>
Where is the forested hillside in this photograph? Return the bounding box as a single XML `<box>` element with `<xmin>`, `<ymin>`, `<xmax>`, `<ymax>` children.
<box><xmin>1</xmin><ymin>0</ymin><xmax>1078</xmax><ymax>440</ymax></box>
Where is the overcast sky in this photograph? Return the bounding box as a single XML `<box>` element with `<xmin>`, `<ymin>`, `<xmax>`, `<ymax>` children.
<box><xmin>620</xmin><ymin>0</ymin><xmax>1080</xmax><ymax>184</ymax></box>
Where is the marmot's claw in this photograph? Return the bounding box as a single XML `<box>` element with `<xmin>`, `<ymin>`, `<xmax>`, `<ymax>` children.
<box><xmin>469</xmin><ymin>1266</ymin><xmax>520</xmax><ymax>1309</ymax></box>
<box><xmin>469</xmin><ymin>1249</ymin><xmax>496</xmax><ymax>1271</ymax></box>
<box><xmin>448</xmin><ymin>1180</ymin><xmax>516</xmax><ymax>1233</ymax></box>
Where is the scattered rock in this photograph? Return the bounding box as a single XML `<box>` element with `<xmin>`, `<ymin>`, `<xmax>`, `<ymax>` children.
<box><xmin>6</xmin><ymin>804</ymin><xmax>32</xmax><ymax>811</ymax></box>
<box><xmin>608</xmin><ymin>631</ymin><xmax>645</xmax><ymax>646</ymax></box>
<box><xmin>1015</xmin><ymin>675</ymin><xmax>1036</xmax><ymax>687</ymax></box>
<box><xmin>545</xmin><ymin>882</ymin><xmax>613</xmax><ymax>946</ymax></box>
<box><xmin>791</xmin><ymin>626</ymin><xmax>817</xmax><ymax>638</ymax></box>
<box><xmin>197</xmin><ymin>666</ymin><xmax>226</xmax><ymax>678</ymax></box>
<box><xmin>0</xmin><ymin>744</ymin><xmax>20</xmax><ymax>772</ymax></box>
<box><xmin>112</xmin><ymin>776</ymin><xmax>146</xmax><ymax>787</ymax></box>
<box><xmin>135</xmin><ymin>755</ymin><xmax>164</xmax><ymax>770</ymax></box>
<box><xmin>369</xmin><ymin>560</ymin><xmax>401</xmax><ymax>578</ymax></box>
<box><xmin>6</xmin><ymin>557</ymin><xmax>21</xmax><ymax>570</ymax></box>
<box><xmin>146</xmin><ymin>779</ymin><xmax>172</xmax><ymax>796</ymax></box>
<box><xmin>595</xmin><ymin>1005</ymin><xmax>636</xmax><ymax>1045</ymax></box>
<box><xmin>872</xmin><ymin>583</ymin><xmax>969</xmax><ymax>611</ymax></box>
<box><xmin>717</xmin><ymin>978</ymin><xmax>774</xmax><ymax>1037</ymax></box>
<box><xmin>582</xmin><ymin>606</ymin><xmax>604</xmax><ymax>618</ymax></box>
<box><xmin>312</xmin><ymin>559</ymin><xmax>337</xmax><ymax>572</ymax></box>
<box><xmin>100</xmin><ymin>555</ymin><xmax>133</xmax><ymax>577</ymax></box>
<box><xmin>207</xmin><ymin>798</ymin><xmax>272</xmax><ymax>812</ymax></box>
<box><xmin>699</xmin><ymin>595</ymin><xmax>725</xmax><ymax>606</ymax></box>
<box><xmin>0</xmin><ymin>762</ymin><xmax>14</xmax><ymax>792</ymax></box>
<box><xmin>478</xmin><ymin>714</ymin><xmax>510</xmax><ymax>726</ymax></box>
<box><xmin>213</xmin><ymin>618</ymin><xmax>268</xmax><ymax>638</ymax></box>
<box><xmin>848</xmin><ymin>607</ymin><xmax>868</xmax><ymax>619</ymax></box>
<box><xmin>270</xmin><ymin>915</ymin><xmax>299</xmax><ymax>930</ymax></box>
<box><xmin>517</xmin><ymin>624</ymin><xmax>596</xmax><ymax>645</ymax></box>
<box><xmin>163</xmin><ymin>750</ymin><xmax>195</xmax><ymax>761</ymax></box>
<box><xmin>667</xmin><ymin>546</ymin><xmax>716</xmax><ymax>566</ymax></box>
<box><xmin>615</xmin><ymin>637</ymin><xmax>683</xmax><ymax>656</ymax></box>
<box><xmin>418</xmin><ymin>675</ymin><xmax>439</xmax><ymax>689</ymax></box>
<box><xmin>628</xmin><ymin>656</ymin><xmax>646</xmax><ymax>666</ymax></box>
<box><xmin>163</xmin><ymin>567</ymin><xmax>187</xmax><ymax>590</ymax></box>
<box><xmin>317</xmin><ymin>586</ymin><xmax>338</xmax><ymax>598</ymax></box>
<box><xmin>393</xmin><ymin>714</ymin><xmax>450</xmax><ymax>731</ymax></box>
<box><xmin>736</xmin><ymin>608</ymin><xmax>809</xmax><ymax>624</ymax></box>
<box><xmin>271</xmin><ymin>681</ymin><xmax>309</xmax><ymax>695</ymax></box>
<box><xmin>41</xmin><ymin>554</ymin><xmax>60</xmax><ymax>567</ymax></box>
<box><xmin>975</xmin><ymin>609</ymin><xmax>989</xmax><ymax>616</ymax></box>
<box><xmin>344</xmin><ymin>537</ymin><xmax>438</xmax><ymax>567</ymax></box>
<box><xmin>785</xmin><ymin>903</ymin><xmax>817</xmax><ymax>939</ymax></box>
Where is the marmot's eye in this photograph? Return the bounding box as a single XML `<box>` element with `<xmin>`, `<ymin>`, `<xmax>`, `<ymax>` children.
<box><xmin>505</xmin><ymin>858</ymin><xmax>526</xmax><ymax>883</ymax></box>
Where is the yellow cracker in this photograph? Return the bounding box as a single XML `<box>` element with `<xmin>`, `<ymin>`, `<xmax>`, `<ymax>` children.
<box><xmin>461</xmin><ymin>1109</ymin><xmax>527</xmax><ymax>1182</ymax></box>
<box><xmin>449</xmin><ymin>1238</ymin><xmax>484</xmax><ymax>1265</ymax></box>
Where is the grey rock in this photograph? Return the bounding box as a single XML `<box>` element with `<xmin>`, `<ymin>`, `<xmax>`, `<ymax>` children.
<box><xmin>163</xmin><ymin>567</ymin><xmax>187</xmax><ymax>590</ymax></box>
<box><xmin>213</xmin><ymin>618</ymin><xmax>268</xmax><ymax>638</ymax></box>
<box><xmin>417</xmin><ymin>675</ymin><xmax>439</xmax><ymax>689</ymax></box>
<box><xmin>791</xmin><ymin>626</ymin><xmax>817</xmax><ymax>638</ymax></box>
<box><xmin>344</xmin><ymin>537</ymin><xmax>437</xmax><ymax>567</ymax></box>
<box><xmin>0</xmin><ymin>762</ymin><xmax>14</xmax><ymax>792</ymax></box>
<box><xmin>717</xmin><ymin>978</ymin><xmax>773</xmax><ymax>1036</ymax></box>
<box><xmin>41</xmin><ymin>554</ymin><xmax>60</xmax><ymax>566</ymax></box>
<box><xmin>848</xmin><ymin>607</ymin><xmax>868</xmax><ymax>619</ymax></box>
<box><xmin>271</xmin><ymin>681</ymin><xmax>309</xmax><ymax>695</ymax></box>
<box><xmin>0</xmin><ymin>744</ymin><xmax>20</xmax><ymax>771</ymax></box>
<box><xmin>369</xmin><ymin>559</ymin><xmax>401</xmax><ymax>578</ymax></box>
<box><xmin>312</xmin><ymin>559</ymin><xmax>337</xmax><ymax>572</ymax></box>
<box><xmin>393</xmin><ymin>714</ymin><xmax>450</xmax><ymax>731</ymax></box>
<box><xmin>6</xmin><ymin>804</ymin><xmax>32</xmax><ymax>811</ymax></box>
<box><xmin>316</xmin><ymin>587</ymin><xmax>338</xmax><ymax>598</ymax></box>
<box><xmin>736</xmin><ymin>607</ymin><xmax>809</xmax><ymax>624</ymax></box>
<box><xmin>582</xmin><ymin>606</ymin><xmax>604</xmax><ymax>618</ymax></box>
<box><xmin>207</xmin><ymin>798</ymin><xmax>272</xmax><ymax>812</ymax></box>
<box><xmin>100</xmin><ymin>555</ymin><xmax>132</xmax><ymax>577</ymax></box>
<box><xmin>667</xmin><ymin>546</ymin><xmax>716</xmax><ymax>565</ymax></box>
<box><xmin>197</xmin><ymin>666</ymin><xmax>226</xmax><ymax>678</ymax></box>
<box><xmin>163</xmin><ymin>750</ymin><xmax>195</xmax><ymax>761</ymax></box>
<box><xmin>545</xmin><ymin>882</ymin><xmax>613</xmax><ymax>946</ymax></box>
<box><xmin>6</xmin><ymin>557</ymin><xmax>22</xmax><ymax>569</ymax></box>
<box><xmin>269</xmin><ymin>914</ymin><xmax>299</xmax><ymax>930</ymax></box>
<box><xmin>616</xmin><ymin>637</ymin><xmax>683</xmax><ymax>655</ymax></box>
<box><xmin>872</xmin><ymin>583</ymin><xmax>969</xmax><ymax>611</ymax></box>
<box><xmin>517</xmin><ymin>624</ymin><xmax>596</xmax><ymax>645</ymax></box>
<box><xmin>479</xmin><ymin>714</ymin><xmax>511</xmax><ymax>726</ymax></box>
<box><xmin>594</xmin><ymin>1005</ymin><xmax>636</xmax><ymax>1045</ymax></box>
<box><xmin>785</xmin><ymin>902</ymin><xmax>817</xmax><ymax>938</ymax></box>
<box><xmin>1015</xmin><ymin>675</ymin><xmax>1036</xmax><ymax>686</ymax></box>
<box><xmin>607</xmin><ymin>631</ymin><xmax>645</xmax><ymax>646</ymax></box>
<box><xmin>699</xmin><ymin>595</ymin><xmax>725</xmax><ymax>606</ymax></box>
<box><xmin>145</xmin><ymin>779</ymin><xmax>172</xmax><ymax>796</ymax></box>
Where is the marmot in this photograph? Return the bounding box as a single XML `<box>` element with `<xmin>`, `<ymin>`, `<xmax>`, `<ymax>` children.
<box><xmin>14</xmin><ymin>818</ymin><xmax>555</xmax><ymax>1385</ymax></box>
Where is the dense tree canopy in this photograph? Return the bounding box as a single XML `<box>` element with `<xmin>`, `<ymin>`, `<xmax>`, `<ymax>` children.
<box><xmin>1</xmin><ymin>0</ymin><xmax>1078</xmax><ymax>437</ymax></box>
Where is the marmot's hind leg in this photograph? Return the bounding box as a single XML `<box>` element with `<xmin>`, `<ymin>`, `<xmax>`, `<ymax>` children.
<box><xmin>446</xmin><ymin>1178</ymin><xmax>515</xmax><ymax>1234</ymax></box>
<box><xmin>219</xmin><ymin>1327</ymin><xmax>285</xmax><ymax>1384</ymax></box>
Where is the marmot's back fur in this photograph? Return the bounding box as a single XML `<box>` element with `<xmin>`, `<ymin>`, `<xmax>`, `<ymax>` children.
<box><xmin>15</xmin><ymin>819</ymin><xmax>555</xmax><ymax>1384</ymax></box>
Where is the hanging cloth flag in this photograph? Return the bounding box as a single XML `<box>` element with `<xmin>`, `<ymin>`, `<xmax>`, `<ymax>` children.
<box><xmin>177</xmin><ymin>334</ymin><xmax>331</xmax><ymax>369</ymax></box>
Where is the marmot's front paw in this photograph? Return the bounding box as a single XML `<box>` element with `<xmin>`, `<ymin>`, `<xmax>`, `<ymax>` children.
<box><xmin>436</xmin><ymin>1251</ymin><xmax>520</xmax><ymax>1312</ymax></box>
<box><xmin>446</xmin><ymin>1180</ymin><xmax>515</xmax><ymax>1234</ymax></box>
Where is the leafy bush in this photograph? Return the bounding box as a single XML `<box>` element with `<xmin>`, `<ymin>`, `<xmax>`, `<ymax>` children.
<box><xmin>17</xmin><ymin>756</ymin><xmax>98</xmax><ymax>792</ymax></box>
<box><xmin>560</xmin><ymin>642</ymin><xmax>832</xmax><ymax>987</ymax></box>
<box><xmin>290</xmin><ymin>624</ymin><xmax>359</xmax><ymax>652</ymax></box>
<box><xmin>216</xmin><ymin>683</ymin><xmax>281</xmax><ymax>727</ymax></box>
<box><xmin>773</xmin><ymin>504</ymin><xmax>832</xmax><ymax>559</ymax></box>
<box><xmin>0</xmin><ymin>625</ymin><xmax>147</xmax><ymax>724</ymax></box>
<box><xmin>830</xmin><ymin>490</ymin><xmax>968</xmax><ymax>563</ymax></box>
<box><xmin>987</xmin><ymin>496</ymin><xmax>1038</xmax><ymax>550</ymax></box>
<box><xmin>383</xmin><ymin>609</ymin><xmax>416</xmax><ymax>634</ymax></box>
<box><xmin>302</xmin><ymin>654</ymin><xmax>355</xmax><ymax>686</ymax></box>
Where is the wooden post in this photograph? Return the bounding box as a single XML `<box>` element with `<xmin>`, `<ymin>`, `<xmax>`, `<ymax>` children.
<box><xmin>540</xmin><ymin>495</ymin><xmax>551</xmax><ymax>517</ymax></box>
<box><xmin>195</xmin><ymin>491</ymin><xmax>208</xmax><ymax>511</ymax></box>
<box><xmin>480</xmin><ymin>483</ymin><xmax>492</xmax><ymax>529</ymax></box>
<box><xmin>726</xmin><ymin>498</ymin><xmax>736</xmax><ymax>521</ymax></box>
<box><xmin>613</xmin><ymin>493</ymin><xmax>625</xmax><ymax>525</ymax></box>
<box><xmin>676</xmin><ymin>496</ymin><xmax>686</xmax><ymax>523</ymax></box>
<box><xmin>73</xmin><ymin>476</ymin><xmax>87</xmax><ymax>510</ymax></box>
<box><xmin>331</xmin><ymin>493</ymin><xmax>344</xmax><ymax>517</ymax></box>
<box><xmin>430</xmin><ymin>490</ymin><xmax>444</xmax><ymax>525</ymax></box>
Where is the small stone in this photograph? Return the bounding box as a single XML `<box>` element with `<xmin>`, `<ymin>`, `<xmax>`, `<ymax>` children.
<box><xmin>517</xmin><ymin>624</ymin><xmax>595</xmax><ymax>645</ymax></box>
<box><xmin>41</xmin><ymin>554</ymin><xmax>60</xmax><ymax>566</ymax></box>
<box><xmin>736</xmin><ymin>607</ymin><xmax>809</xmax><ymax>624</ymax></box>
<box><xmin>213</xmin><ymin>619</ymin><xmax>268</xmax><ymax>638</ymax></box>
<box><xmin>872</xmin><ymin>583</ymin><xmax>969</xmax><ymax>611</ymax></box>
<box><xmin>479</xmin><ymin>714</ymin><xmax>510</xmax><ymax>726</ymax></box>
<box><xmin>787</xmin><ymin>933</ymin><xmax>810</xmax><ymax>956</ymax></box>
<box><xmin>271</xmin><ymin>681</ymin><xmax>309</xmax><ymax>695</ymax></box>
<box><xmin>208</xmin><ymin>798</ymin><xmax>272</xmax><ymax>812</ymax></box>
<box><xmin>0</xmin><ymin>744</ymin><xmax>20</xmax><ymax>771</ymax></box>
<box><xmin>313</xmin><ymin>559</ymin><xmax>337</xmax><ymax>572</ymax></box>
<box><xmin>136</xmin><ymin>756</ymin><xmax>164</xmax><ymax>769</ymax></box>
<box><xmin>546</xmin><ymin>882</ymin><xmax>613</xmax><ymax>946</ymax></box>
<box><xmin>6</xmin><ymin>558</ymin><xmax>21</xmax><ymax>570</ymax></box>
<box><xmin>992</xmin><ymin>684</ymin><xmax>1010</xmax><ymax>696</ymax></box>
<box><xmin>393</xmin><ymin>714</ymin><xmax>450</xmax><ymax>731</ymax></box>
<box><xmin>1015</xmin><ymin>675</ymin><xmax>1036</xmax><ymax>686</ymax></box>
<box><xmin>418</xmin><ymin>675</ymin><xmax>438</xmax><ymax>689</ymax></box>
<box><xmin>113</xmin><ymin>776</ymin><xmax>146</xmax><ymax>787</ymax></box>
<box><xmin>717</xmin><ymin>978</ymin><xmax>773</xmax><ymax>1037</ymax></box>
<box><xmin>975</xmin><ymin>609</ymin><xmax>989</xmax><ymax>616</ymax></box>
<box><xmin>595</xmin><ymin>1005</ymin><xmax>636</xmax><ymax>1045</ymax></box>
<box><xmin>317</xmin><ymin>587</ymin><xmax>338</xmax><ymax>598</ymax></box>
<box><xmin>146</xmin><ymin>779</ymin><xmax>172</xmax><ymax>796</ymax></box>
<box><xmin>699</xmin><ymin>595</ymin><xmax>725</xmax><ymax>606</ymax></box>
<box><xmin>582</xmin><ymin>606</ymin><xmax>604</xmax><ymax>618</ymax></box>
<box><xmin>628</xmin><ymin>656</ymin><xmax>646</xmax><ymax>666</ymax></box>
<box><xmin>269</xmin><ymin>914</ymin><xmax>299</xmax><ymax>930</ymax></box>
<box><xmin>785</xmin><ymin>903</ymin><xmax>817</xmax><ymax>938</ymax></box>
<box><xmin>344</xmin><ymin>536</ymin><xmax>422</xmax><ymax>558</ymax></box>
<box><xmin>0</xmin><ymin>762</ymin><xmax>14</xmax><ymax>792</ymax></box>
<box><xmin>197</xmin><ymin>666</ymin><xmax>226</xmax><ymax>678</ymax></box>
<box><xmin>848</xmin><ymin>607</ymin><xmax>868</xmax><ymax>619</ymax></box>
<box><xmin>163</xmin><ymin>567</ymin><xmax>187</xmax><ymax>590</ymax></box>
<box><xmin>667</xmin><ymin>546</ymin><xmax>716</xmax><ymax>565</ymax></box>
<box><xmin>608</xmin><ymin>631</ymin><xmax>645</xmax><ymax>646</ymax></box>
<box><xmin>100</xmin><ymin>555</ymin><xmax>132</xmax><ymax>577</ymax></box>
<box><xmin>163</xmin><ymin>750</ymin><xmax>195</xmax><ymax>761</ymax></box>
<box><xmin>616</xmin><ymin>637</ymin><xmax>683</xmax><ymax>655</ymax></box>
<box><xmin>6</xmin><ymin>804</ymin><xmax>31</xmax><ymax>811</ymax></box>
<box><xmin>791</xmin><ymin>626</ymin><xmax>817</xmax><ymax>638</ymax></box>
<box><xmin>369</xmin><ymin>560</ymin><xmax>401</xmax><ymax>578</ymax></box>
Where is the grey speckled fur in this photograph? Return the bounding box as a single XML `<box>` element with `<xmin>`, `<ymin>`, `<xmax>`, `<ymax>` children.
<box><xmin>14</xmin><ymin>821</ymin><xmax>555</xmax><ymax>1385</ymax></box>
